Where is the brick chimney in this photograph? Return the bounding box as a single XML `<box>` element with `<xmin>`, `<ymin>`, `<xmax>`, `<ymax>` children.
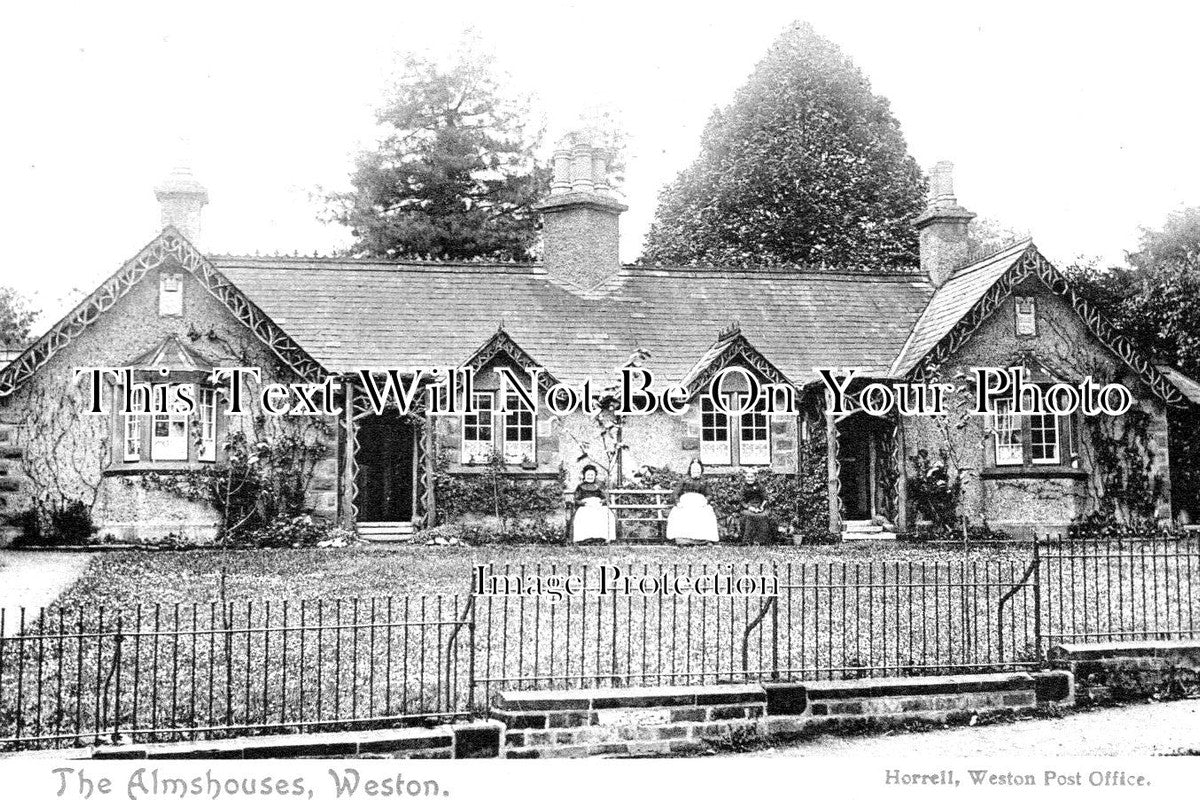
<box><xmin>913</xmin><ymin>161</ymin><xmax>975</xmax><ymax>287</ymax></box>
<box><xmin>154</xmin><ymin>165</ymin><xmax>209</xmax><ymax>245</ymax></box>
<box><xmin>536</xmin><ymin>133</ymin><xmax>627</xmax><ymax>290</ymax></box>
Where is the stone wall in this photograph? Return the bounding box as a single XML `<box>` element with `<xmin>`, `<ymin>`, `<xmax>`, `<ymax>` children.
<box><xmin>900</xmin><ymin>276</ymin><xmax>1172</xmax><ymax>537</ymax></box>
<box><xmin>492</xmin><ymin>685</ymin><xmax>768</xmax><ymax>758</ymax></box>
<box><xmin>1049</xmin><ymin>640</ymin><xmax>1200</xmax><ymax>705</ymax></box>
<box><xmin>0</xmin><ymin>252</ymin><xmax>339</xmax><ymax>541</ymax></box>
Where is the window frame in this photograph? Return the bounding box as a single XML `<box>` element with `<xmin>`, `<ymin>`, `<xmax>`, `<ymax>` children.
<box><xmin>461</xmin><ymin>390</ymin><xmax>496</xmax><ymax>464</ymax></box>
<box><xmin>458</xmin><ymin>389</ymin><xmax>538</xmax><ymax>466</ymax></box>
<box><xmin>989</xmin><ymin>395</ymin><xmax>1069</xmax><ymax>469</ymax></box>
<box><xmin>197</xmin><ymin>387</ymin><xmax>218</xmax><ymax>463</ymax></box>
<box><xmin>501</xmin><ymin>387</ymin><xmax>536</xmax><ymax>464</ymax></box>
<box><xmin>699</xmin><ymin>391</ymin><xmax>773</xmax><ymax>467</ymax></box>
<box><xmin>151</xmin><ymin>412</ymin><xmax>190</xmax><ymax>462</ymax></box>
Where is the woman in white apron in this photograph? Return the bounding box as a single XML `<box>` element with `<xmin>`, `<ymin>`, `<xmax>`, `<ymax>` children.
<box><xmin>571</xmin><ymin>465</ymin><xmax>616</xmax><ymax>543</ymax></box>
<box><xmin>666</xmin><ymin>459</ymin><xmax>720</xmax><ymax>544</ymax></box>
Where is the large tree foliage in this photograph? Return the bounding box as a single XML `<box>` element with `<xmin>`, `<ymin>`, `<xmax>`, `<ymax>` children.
<box><xmin>327</xmin><ymin>37</ymin><xmax>549</xmax><ymax>261</ymax></box>
<box><xmin>1066</xmin><ymin>207</ymin><xmax>1200</xmax><ymax>377</ymax></box>
<box><xmin>642</xmin><ymin>21</ymin><xmax>927</xmax><ymax>270</ymax></box>
<box><xmin>1066</xmin><ymin>208</ymin><xmax>1200</xmax><ymax>522</ymax></box>
<box><xmin>1</xmin><ymin>286</ymin><xmax>36</xmax><ymax>347</ymax></box>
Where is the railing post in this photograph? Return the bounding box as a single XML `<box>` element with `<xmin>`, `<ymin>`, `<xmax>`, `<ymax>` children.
<box><xmin>1033</xmin><ymin>534</ymin><xmax>1043</xmax><ymax>661</ymax></box>
<box><xmin>467</xmin><ymin>593</ymin><xmax>477</xmax><ymax>711</ymax></box>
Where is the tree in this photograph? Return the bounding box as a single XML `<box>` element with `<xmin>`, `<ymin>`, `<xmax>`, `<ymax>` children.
<box><xmin>1065</xmin><ymin>207</ymin><xmax>1200</xmax><ymax>523</ymax></box>
<box><xmin>642</xmin><ymin>21</ymin><xmax>927</xmax><ymax>270</ymax></box>
<box><xmin>1065</xmin><ymin>208</ymin><xmax>1200</xmax><ymax>377</ymax></box>
<box><xmin>326</xmin><ymin>35</ymin><xmax>549</xmax><ymax>261</ymax></box>
<box><xmin>0</xmin><ymin>286</ymin><xmax>36</xmax><ymax>347</ymax></box>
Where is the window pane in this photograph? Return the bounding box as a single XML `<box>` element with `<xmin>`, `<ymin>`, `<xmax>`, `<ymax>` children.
<box><xmin>1029</xmin><ymin>413</ymin><xmax>1059</xmax><ymax>464</ymax></box>
<box><xmin>461</xmin><ymin>392</ymin><xmax>494</xmax><ymax>463</ymax></box>
<box><xmin>739</xmin><ymin>395</ymin><xmax>770</xmax><ymax>465</ymax></box>
<box><xmin>123</xmin><ymin>416</ymin><xmax>140</xmax><ymax>462</ymax></box>
<box><xmin>699</xmin><ymin>396</ymin><xmax>731</xmax><ymax>464</ymax></box>
<box><xmin>502</xmin><ymin>389</ymin><xmax>535</xmax><ymax>463</ymax></box>
<box><xmin>992</xmin><ymin>399</ymin><xmax>1023</xmax><ymax>466</ymax></box>
<box><xmin>151</xmin><ymin>413</ymin><xmax>188</xmax><ymax>461</ymax></box>
<box><xmin>198</xmin><ymin>387</ymin><xmax>217</xmax><ymax>462</ymax></box>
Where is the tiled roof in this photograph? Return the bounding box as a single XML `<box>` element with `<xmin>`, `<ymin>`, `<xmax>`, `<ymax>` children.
<box><xmin>213</xmin><ymin>256</ymin><xmax>934</xmax><ymax>385</ymax></box>
<box><xmin>888</xmin><ymin>239</ymin><xmax>1034</xmax><ymax>378</ymax></box>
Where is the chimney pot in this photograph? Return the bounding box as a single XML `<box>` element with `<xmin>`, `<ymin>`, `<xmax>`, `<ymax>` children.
<box><xmin>913</xmin><ymin>161</ymin><xmax>974</xmax><ymax>287</ymax></box>
<box><xmin>537</xmin><ymin>133</ymin><xmax>627</xmax><ymax>290</ymax></box>
<box><xmin>154</xmin><ymin>164</ymin><xmax>208</xmax><ymax>245</ymax></box>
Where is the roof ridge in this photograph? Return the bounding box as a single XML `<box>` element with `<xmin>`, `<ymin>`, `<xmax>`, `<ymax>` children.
<box><xmin>949</xmin><ymin>237</ymin><xmax>1035</xmax><ymax>281</ymax></box>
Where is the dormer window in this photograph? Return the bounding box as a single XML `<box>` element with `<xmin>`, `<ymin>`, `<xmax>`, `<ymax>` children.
<box><xmin>1015</xmin><ymin>296</ymin><xmax>1037</xmax><ymax>336</ymax></box>
<box><xmin>160</xmin><ymin>273</ymin><xmax>183</xmax><ymax>316</ymax></box>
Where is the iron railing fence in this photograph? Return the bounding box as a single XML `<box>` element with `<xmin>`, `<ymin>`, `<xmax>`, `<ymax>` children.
<box><xmin>0</xmin><ymin>596</ymin><xmax>474</xmax><ymax>750</ymax></box>
<box><xmin>2</xmin><ymin>537</ymin><xmax>1198</xmax><ymax>750</ymax></box>
<box><xmin>1039</xmin><ymin>537</ymin><xmax>1200</xmax><ymax>646</ymax></box>
<box><xmin>472</xmin><ymin>558</ymin><xmax>1041</xmax><ymax>691</ymax></box>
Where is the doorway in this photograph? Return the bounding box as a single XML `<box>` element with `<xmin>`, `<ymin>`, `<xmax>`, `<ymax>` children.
<box><xmin>837</xmin><ymin>414</ymin><xmax>883</xmax><ymax>521</ymax></box>
<box><xmin>355</xmin><ymin>414</ymin><xmax>416</xmax><ymax>525</ymax></box>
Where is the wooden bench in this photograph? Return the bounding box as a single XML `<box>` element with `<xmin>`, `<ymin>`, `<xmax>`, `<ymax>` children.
<box><xmin>607</xmin><ymin>487</ymin><xmax>675</xmax><ymax>541</ymax></box>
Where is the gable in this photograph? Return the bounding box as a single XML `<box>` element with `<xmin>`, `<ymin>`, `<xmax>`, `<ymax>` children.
<box><xmin>0</xmin><ymin>229</ymin><xmax>327</xmax><ymax>398</ymax></box>
<box><xmin>890</xmin><ymin>242</ymin><xmax>1188</xmax><ymax>406</ymax></box>
<box><xmin>679</xmin><ymin>325</ymin><xmax>793</xmax><ymax>398</ymax></box>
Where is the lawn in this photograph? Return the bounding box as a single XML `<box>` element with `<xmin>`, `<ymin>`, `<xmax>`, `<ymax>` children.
<box><xmin>54</xmin><ymin>540</ymin><xmax>1032</xmax><ymax>608</ymax></box>
<box><xmin>3</xmin><ymin>538</ymin><xmax>1193</xmax><ymax>751</ymax></box>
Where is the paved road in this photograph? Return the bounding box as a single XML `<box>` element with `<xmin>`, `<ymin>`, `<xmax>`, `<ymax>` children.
<box><xmin>0</xmin><ymin>551</ymin><xmax>94</xmax><ymax>631</ymax></box>
<box><xmin>736</xmin><ymin>699</ymin><xmax>1200</xmax><ymax>757</ymax></box>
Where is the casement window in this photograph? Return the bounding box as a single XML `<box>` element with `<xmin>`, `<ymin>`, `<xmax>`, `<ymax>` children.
<box><xmin>159</xmin><ymin>273</ymin><xmax>183</xmax><ymax>316</ymax></box>
<box><xmin>739</xmin><ymin>395</ymin><xmax>771</xmax><ymax>465</ymax></box>
<box><xmin>151</xmin><ymin>412</ymin><xmax>189</xmax><ymax>461</ymax></box>
<box><xmin>699</xmin><ymin>393</ymin><xmax>772</xmax><ymax>466</ymax></box>
<box><xmin>459</xmin><ymin>389</ymin><xmax>537</xmax><ymax>465</ymax></box>
<box><xmin>197</xmin><ymin>387</ymin><xmax>218</xmax><ymax>462</ymax></box>
<box><xmin>501</xmin><ymin>388</ymin><xmax>536</xmax><ymax>464</ymax></box>
<box><xmin>699</xmin><ymin>395</ymin><xmax>732</xmax><ymax>465</ymax></box>
<box><xmin>122</xmin><ymin>416</ymin><xmax>141</xmax><ymax>463</ymax></box>
<box><xmin>461</xmin><ymin>391</ymin><xmax>495</xmax><ymax>463</ymax></box>
<box><xmin>990</xmin><ymin>397</ymin><xmax>1068</xmax><ymax>467</ymax></box>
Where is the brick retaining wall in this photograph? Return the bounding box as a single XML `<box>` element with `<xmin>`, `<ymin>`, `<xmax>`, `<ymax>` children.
<box><xmin>493</xmin><ymin>685</ymin><xmax>767</xmax><ymax>758</ymax></box>
<box><xmin>1049</xmin><ymin>640</ymin><xmax>1200</xmax><ymax>705</ymax></box>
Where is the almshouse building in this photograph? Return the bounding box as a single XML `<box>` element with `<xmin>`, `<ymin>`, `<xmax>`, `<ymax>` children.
<box><xmin>2</xmin><ymin>141</ymin><xmax>1199</xmax><ymax>542</ymax></box>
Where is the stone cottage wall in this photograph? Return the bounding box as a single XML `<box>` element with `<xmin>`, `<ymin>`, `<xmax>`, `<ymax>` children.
<box><xmin>0</xmin><ymin>256</ymin><xmax>339</xmax><ymax>541</ymax></box>
<box><xmin>900</xmin><ymin>276</ymin><xmax>1171</xmax><ymax>537</ymax></box>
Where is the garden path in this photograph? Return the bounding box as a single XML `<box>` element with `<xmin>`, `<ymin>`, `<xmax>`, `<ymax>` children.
<box><xmin>0</xmin><ymin>551</ymin><xmax>93</xmax><ymax>632</ymax></box>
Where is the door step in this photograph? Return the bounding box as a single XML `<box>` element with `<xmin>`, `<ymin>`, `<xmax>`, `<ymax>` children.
<box><xmin>841</xmin><ymin>521</ymin><xmax>896</xmax><ymax>542</ymax></box>
<box><xmin>357</xmin><ymin>522</ymin><xmax>415</xmax><ymax>542</ymax></box>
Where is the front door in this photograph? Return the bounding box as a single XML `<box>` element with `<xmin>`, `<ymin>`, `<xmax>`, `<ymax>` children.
<box><xmin>355</xmin><ymin>415</ymin><xmax>415</xmax><ymax>523</ymax></box>
<box><xmin>838</xmin><ymin>416</ymin><xmax>876</xmax><ymax>521</ymax></box>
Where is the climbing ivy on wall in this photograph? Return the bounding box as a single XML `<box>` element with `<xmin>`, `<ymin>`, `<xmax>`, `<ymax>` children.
<box><xmin>1073</xmin><ymin>404</ymin><xmax>1165</xmax><ymax>537</ymax></box>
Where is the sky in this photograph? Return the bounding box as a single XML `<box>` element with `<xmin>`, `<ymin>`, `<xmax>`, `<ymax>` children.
<box><xmin>3</xmin><ymin>0</ymin><xmax>1200</xmax><ymax>332</ymax></box>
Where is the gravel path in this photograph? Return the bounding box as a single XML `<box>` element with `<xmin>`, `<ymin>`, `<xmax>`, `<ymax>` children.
<box><xmin>0</xmin><ymin>551</ymin><xmax>94</xmax><ymax>631</ymax></box>
<box><xmin>736</xmin><ymin>700</ymin><xmax>1200</xmax><ymax>757</ymax></box>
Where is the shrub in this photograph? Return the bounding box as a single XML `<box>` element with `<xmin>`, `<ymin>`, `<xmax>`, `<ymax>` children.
<box><xmin>432</xmin><ymin>452</ymin><xmax>566</xmax><ymax>533</ymax></box>
<box><xmin>906</xmin><ymin>449</ymin><xmax>961</xmax><ymax>535</ymax></box>
<box><xmin>6</xmin><ymin>499</ymin><xmax>96</xmax><ymax>547</ymax></box>
<box><xmin>413</xmin><ymin>517</ymin><xmax>564</xmax><ymax>546</ymax></box>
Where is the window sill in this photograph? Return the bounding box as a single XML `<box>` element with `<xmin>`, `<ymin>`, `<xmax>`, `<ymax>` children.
<box><xmin>448</xmin><ymin>464</ymin><xmax>558</xmax><ymax>478</ymax></box>
<box><xmin>103</xmin><ymin>462</ymin><xmax>215</xmax><ymax>476</ymax></box>
<box><xmin>980</xmin><ymin>466</ymin><xmax>1088</xmax><ymax>481</ymax></box>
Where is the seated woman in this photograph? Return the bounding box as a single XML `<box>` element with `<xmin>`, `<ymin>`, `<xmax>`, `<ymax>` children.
<box><xmin>739</xmin><ymin>470</ymin><xmax>776</xmax><ymax>545</ymax></box>
<box><xmin>665</xmin><ymin>459</ymin><xmax>720</xmax><ymax>544</ymax></box>
<box><xmin>571</xmin><ymin>464</ymin><xmax>616</xmax><ymax>544</ymax></box>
